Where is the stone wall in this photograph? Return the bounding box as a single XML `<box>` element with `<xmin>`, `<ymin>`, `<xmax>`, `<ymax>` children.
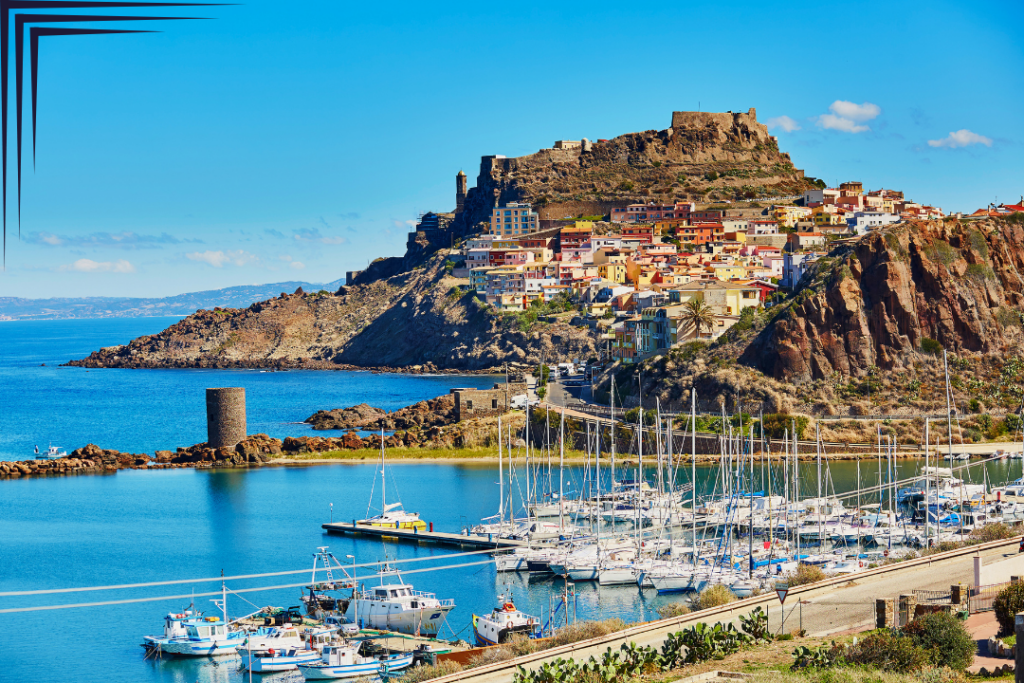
<box><xmin>451</xmin><ymin>381</ymin><xmax>528</xmax><ymax>421</ymax></box>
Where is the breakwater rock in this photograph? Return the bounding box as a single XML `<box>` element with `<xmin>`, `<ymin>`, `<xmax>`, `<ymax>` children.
<box><xmin>306</xmin><ymin>395</ymin><xmax>457</xmax><ymax>431</ymax></box>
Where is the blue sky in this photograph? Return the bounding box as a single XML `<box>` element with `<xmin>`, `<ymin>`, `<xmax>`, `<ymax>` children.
<box><xmin>2</xmin><ymin>0</ymin><xmax>1021</xmax><ymax>298</ymax></box>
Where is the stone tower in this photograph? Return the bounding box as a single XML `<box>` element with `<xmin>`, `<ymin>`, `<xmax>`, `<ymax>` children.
<box><xmin>455</xmin><ymin>170</ymin><xmax>467</xmax><ymax>213</ymax></box>
<box><xmin>206</xmin><ymin>387</ymin><xmax>247</xmax><ymax>449</ymax></box>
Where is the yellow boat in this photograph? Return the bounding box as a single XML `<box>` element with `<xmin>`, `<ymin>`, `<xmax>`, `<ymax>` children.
<box><xmin>357</xmin><ymin>429</ymin><xmax>428</xmax><ymax>532</ymax></box>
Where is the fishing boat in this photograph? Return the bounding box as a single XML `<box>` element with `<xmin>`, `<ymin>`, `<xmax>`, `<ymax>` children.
<box><xmin>158</xmin><ymin>615</ymin><xmax>246</xmax><ymax>656</ymax></box>
<box><xmin>240</xmin><ymin>626</ymin><xmax>338</xmax><ymax>672</ymax></box>
<box><xmin>472</xmin><ymin>595</ymin><xmax>541</xmax><ymax>646</ymax></box>
<box><xmin>141</xmin><ymin>608</ymin><xmax>202</xmax><ymax>652</ymax></box>
<box><xmin>156</xmin><ymin>583</ymin><xmax>246</xmax><ymax>656</ymax></box>
<box><xmin>297</xmin><ymin>640</ymin><xmax>415</xmax><ymax>680</ymax></box>
<box><xmin>343</xmin><ymin>565</ymin><xmax>455</xmax><ymax>635</ymax></box>
<box><xmin>33</xmin><ymin>444</ymin><xmax>67</xmax><ymax>460</ymax></box>
<box><xmin>357</xmin><ymin>431</ymin><xmax>426</xmax><ymax>531</ymax></box>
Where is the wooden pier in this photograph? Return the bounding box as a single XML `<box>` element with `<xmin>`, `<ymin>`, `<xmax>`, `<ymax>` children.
<box><xmin>321</xmin><ymin>522</ymin><xmax>526</xmax><ymax>549</ymax></box>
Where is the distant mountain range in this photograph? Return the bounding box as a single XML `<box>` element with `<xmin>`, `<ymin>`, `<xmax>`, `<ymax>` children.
<box><xmin>0</xmin><ymin>279</ymin><xmax>346</xmax><ymax>320</ymax></box>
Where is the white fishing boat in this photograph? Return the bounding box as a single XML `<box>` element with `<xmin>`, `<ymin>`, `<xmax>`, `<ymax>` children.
<box><xmin>297</xmin><ymin>641</ymin><xmax>415</xmax><ymax>680</ymax></box>
<box><xmin>343</xmin><ymin>566</ymin><xmax>455</xmax><ymax>635</ymax></box>
<box><xmin>33</xmin><ymin>444</ymin><xmax>67</xmax><ymax>460</ymax></box>
<box><xmin>157</xmin><ymin>583</ymin><xmax>245</xmax><ymax>656</ymax></box>
<box><xmin>240</xmin><ymin>626</ymin><xmax>338</xmax><ymax>672</ymax></box>
<box><xmin>159</xmin><ymin>616</ymin><xmax>245</xmax><ymax>656</ymax></box>
<box><xmin>472</xmin><ymin>595</ymin><xmax>541</xmax><ymax>646</ymax></box>
<box><xmin>141</xmin><ymin>608</ymin><xmax>202</xmax><ymax>652</ymax></box>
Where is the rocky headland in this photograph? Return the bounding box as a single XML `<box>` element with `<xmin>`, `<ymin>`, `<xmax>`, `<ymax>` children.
<box><xmin>65</xmin><ymin>254</ymin><xmax>599</xmax><ymax>372</ymax></box>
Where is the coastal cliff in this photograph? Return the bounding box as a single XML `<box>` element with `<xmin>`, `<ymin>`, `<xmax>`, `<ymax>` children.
<box><xmin>66</xmin><ymin>253</ymin><xmax>599</xmax><ymax>371</ymax></box>
<box><xmin>743</xmin><ymin>217</ymin><xmax>1024</xmax><ymax>382</ymax></box>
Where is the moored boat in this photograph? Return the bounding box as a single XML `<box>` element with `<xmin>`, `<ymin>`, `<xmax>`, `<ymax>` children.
<box><xmin>297</xmin><ymin>641</ymin><xmax>415</xmax><ymax>680</ymax></box>
<box><xmin>472</xmin><ymin>596</ymin><xmax>541</xmax><ymax>646</ymax></box>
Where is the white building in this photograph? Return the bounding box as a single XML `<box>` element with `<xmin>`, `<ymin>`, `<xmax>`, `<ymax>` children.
<box><xmin>847</xmin><ymin>211</ymin><xmax>900</xmax><ymax>235</ymax></box>
<box><xmin>782</xmin><ymin>252</ymin><xmax>815</xmax><ymax>288</ymax></box>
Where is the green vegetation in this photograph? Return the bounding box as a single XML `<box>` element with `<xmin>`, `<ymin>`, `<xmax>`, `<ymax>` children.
<box><xmin>902</xmin><ymin>612</ymin><xmax>976</xmax><ymax>671</ymax></box>
<box><xmin>965</xmin><ymin>263</ymin><xmax>997</xmax><ymax>281</ymax></box>
<box><xmin>925</xmin><ymin>240</ymin><xmax>959</xmax><ymax>266</ymax></box>
<box><xmin>968</xmin><ymin>229</ymin><xmax>990</xmax><ymax>259</ymax></box>
<box><xmin>761</xmin><ymin>413</ymin><xmax>809</xmax><ymax>440</ymax></box>
<box><xmin>656</xmin><ymin>602</ymin><xmax>690</xmax><ymax>619</ymax></box>
<box><xmin>499</xmin><ymin>294</ymin><xmax>575</xmax><ymax>332</ymax></box>
<box><xmin>624</xmin><ymin>407</ymin><xmax>659</xmax><ymax>426</ymax></box>
<box><xmin>691</xmin><ymin>583</ymin><xmax>736</xmax><ymax>610</ymax></box>
<box><xmin>786</xmin><ymin>563</ymin><xmax>827</xmax><ymax>586</ymax></box>
<box><xmin>920</xmin><ymin>338</ymin><xmax>943</xmax><ymax>356</ymax></box>
<box><xmin>681</xmin><ymin>299</ymin><xmax>716</xmax><ymax>338</ymax></box>
<box><xmin>512</xmin><ymin>608</ymin><xmax>771</xmax><ymax>683</ymax></box>
<box><xmin>994</xmin><ymin>581</ymin><xmax>1024</xmax><ymax>636</ymax></box>
<box><xmin>704</xmin><ymin>171</ymin><xmax>719</xmax><ymax>181</ymax></box>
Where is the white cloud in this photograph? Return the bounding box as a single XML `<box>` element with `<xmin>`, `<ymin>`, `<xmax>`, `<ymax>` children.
<box><xmin>186</xmin><ymin>250</ymin><xmax>258</xmax><ymax>268</ymax></box>
<box><xmin>58</xmin><ymin>258</ymin><xmax>136</xmax><ymax>273</ymax></box>
<box><xmin>815</xmin><ymin>100</ymin><xmax>881</xmax><ymax>133</ymax></box>
<box><xmin>289</xmin><ymin>261</ymin><xmax>306</xmax><ymax>270</ymax></box>
<box><xmin>827</xmin><ymin>100</ymin><xmax>881</xmax><ymax>122</ymax></box>
<box><xmin>766</xmin><ymin>115</ymin><xmax>801</xmax><ymax>133</ymax></box>
<box><xmin>928</xmin><ymin>129</ymin><xmax>993</xmax><ymax>149</ymax></box>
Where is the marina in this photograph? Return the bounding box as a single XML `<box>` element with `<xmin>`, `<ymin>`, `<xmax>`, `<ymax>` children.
<box><xmin>322</xmin><ymin>522</ymin><xmax>527</xmax><ymax>549</ymax></box>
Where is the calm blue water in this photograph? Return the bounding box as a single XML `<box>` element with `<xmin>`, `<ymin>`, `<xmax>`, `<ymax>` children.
<box><xmin>0</xmin><ymin>319</ymin><xmax>666</xmax><ymax>683</ymax></box>
<box><xmin>3</xmin><ymin>319</ymin><xmax>1022</xmax><ymax>683</ymax></box>
<box><xmin>0</xmin><ymin>318</ymin><xmax>501</xmax><ymax>460</ymax></box>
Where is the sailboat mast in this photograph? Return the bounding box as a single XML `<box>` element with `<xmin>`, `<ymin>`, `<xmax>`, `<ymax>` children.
<box><xmin>749</xmin><ymin>423</ymin><xmax>754</xmax><ymax>579</ymax></box>
<box><xmin>816</xmin><ymin>423</ymin><xmax>822</xmax><ymax>545</ymax></box>
<box><xmin>611</xmin><ymin>383</ymin><xmax>616</xmax><ymax>500</ymax></box>
<box><xmin>498</xmin><ymin>415</ymin><xmax>504</xmax><ymax>524</ymax></box>
<box><xmin>691</xmin><ymin>390</ymin><xmax>697</xmax><ymax>555</ymax></box>
<box><xmin>924</xmin><ymin>418</ymin><xmax>930</xmax><ymax>543</ymax></box>
<box><xmin>793</xmin><ymin>418</ymin><xmax>799</xmax><ymax>560</ymax></box>
<box><xmin>381</xmin><ymin>428</ymin><xmax>386</xmax><ymax>511</ymax></box>
<box><xmin>559</xmin><ymin>410</ymin><xmax>565</xmax><ymax>529</ymax></box>
<box><xmin>526</xmin><ymin>400</ymin><xmax>531</xmax><ymax>518</ymax></box>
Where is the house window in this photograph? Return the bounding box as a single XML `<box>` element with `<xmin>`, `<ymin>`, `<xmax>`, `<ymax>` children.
<box><xmin>492</xmin><ymin>399</ymin><xmax>498</xmax><ymax>409</ymax></box>
<box><xmin>466</xmin><ymin>400</ymin><xmax>473</xmax><ymax>410</ymax></box>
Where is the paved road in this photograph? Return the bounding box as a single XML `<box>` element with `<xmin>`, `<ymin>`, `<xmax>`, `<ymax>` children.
<box><xmin>765</xmin><ymin>544</ymin><xmax>1021</xmax><ymax>636</ymax></box>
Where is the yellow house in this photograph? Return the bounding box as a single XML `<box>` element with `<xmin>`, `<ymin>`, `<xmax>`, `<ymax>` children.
<box><xmin>723</xmin><ymin>231</ymin><xmax>747</xmax><ymax>243</ymax></box>
<box><xmin>705</xmin><ymin>262</ymin><xmax>747</xmax><ymax>281</ymax></box>
<box><xmin>668</xmin><ymin>281</ymin><xmax>761</xmax><ymax>316</ymax></box>
<box><xmin>773</xmin><ymin>205</ymin><xmax>813</xmax><ymax>228</ymax></box>
<box><xmin>598</xmin><ymin>263</ymin><xmax>627</xmax><ymax>284</ymax></box>
<box><xmin>812</xmin><ymin>205</ymin><xmax>845</xmax><ymax>226</ymax></box>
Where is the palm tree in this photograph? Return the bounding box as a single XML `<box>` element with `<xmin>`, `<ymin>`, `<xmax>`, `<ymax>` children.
<box><xmin>682</xmin><ymin>299</ymin><xmax>716</xmax><ymax>339</ymax></box>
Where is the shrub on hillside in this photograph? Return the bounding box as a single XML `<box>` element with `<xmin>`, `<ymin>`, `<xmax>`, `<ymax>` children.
<box><xmin>994</xmin><ymin>582</ymin><xmax>1024</xmax><ymax>636</ymax></box>
<box><xmin>969</xmin><ymin>522</ymin><xmax>1015</xmax><ymax>542</ymax></box>
<box><xmin>657</xmin><ymin>602</ymin><xmax>691</xmax><ymax>619</ymax></box>
<box><xmin>787</xmin><ymin>563</ymin><xmax>827</xmax><ymax>586</ymax></box>
<box><xmin>903</xmin><ymin>612</ymin><xmax>975</xmax><ymax>671</ymax></box>
<box><xmin>921</xmin><ymin>338</ymin><xmax>943</xmax><ymax>356</ymax></box>
<box><xmin>396</xmin><ymin>659</ymin><xmax>465</xmax><ymax>683</ymax></box>
<box><xmin>692</xmin><ymin>584</ymin><xmax>735</xmax><ymax>611</ymax></box>
<box><xmin>762</xmin><ymin>413</ymin><xmax>810</xmax><ymax>440</ymax></box>
<box><xmin>846</xmin><ymin>630</ymin><xmax>929</xmax><ymax>673</ymax></box>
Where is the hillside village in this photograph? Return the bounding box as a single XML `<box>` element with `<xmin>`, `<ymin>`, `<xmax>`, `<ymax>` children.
<box><xmin>388</xmin><ymin>142</ymin><xmax>1017</xmax><ymax>368</ymax></box>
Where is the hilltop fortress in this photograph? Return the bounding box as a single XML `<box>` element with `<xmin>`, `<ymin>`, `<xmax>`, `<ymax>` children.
<box><xmin>361</xmin><ymin>108</ymin><xmax>815</xmax><ymax>283</ymax></box>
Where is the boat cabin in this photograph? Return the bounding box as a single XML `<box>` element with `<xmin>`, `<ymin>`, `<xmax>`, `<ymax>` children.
<box><xmin>186</xmin><ymin>619</ymin><xmax>228</xmax><ymax>640</ymax></box>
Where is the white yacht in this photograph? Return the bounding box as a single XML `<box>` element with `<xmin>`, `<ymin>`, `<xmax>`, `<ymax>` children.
<box><xmin>343</xmin><ymin>567</ymin><xmax>455</xmax><ymax>635</ymax></box>
<box><xmin>357</xmin><ymin>434</ymin><xmax>426</xmax><ymax>531</ymax></box>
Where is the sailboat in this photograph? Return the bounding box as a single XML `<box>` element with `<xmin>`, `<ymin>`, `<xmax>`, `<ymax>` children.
<box><xmin>357</xmin><ymin>430</ymin><xmax>426</xmax><ymax>531</ymax></box>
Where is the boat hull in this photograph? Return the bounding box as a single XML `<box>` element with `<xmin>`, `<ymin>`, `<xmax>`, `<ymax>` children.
<box><xmin>298</xmin><ymin>653</ymin><xmax>414</xmax><ymax>680</ymax></box>
<box><xmin>242</xmin><ymin>650</ymin><xmax>321</xmax><ymax>672</ymax></box>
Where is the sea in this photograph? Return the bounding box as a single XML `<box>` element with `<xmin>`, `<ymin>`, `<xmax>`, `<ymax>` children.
<box><xmin>2</xmin><ymin>318</ymin><xmax>1023</xmax><ymax>683</ymax></box>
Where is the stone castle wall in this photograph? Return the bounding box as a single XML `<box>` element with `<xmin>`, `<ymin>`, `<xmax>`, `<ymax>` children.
<box><xmin>206</xmin><ymin>387</ymin><xmax>247</xmax><ymax>448</ymax></box>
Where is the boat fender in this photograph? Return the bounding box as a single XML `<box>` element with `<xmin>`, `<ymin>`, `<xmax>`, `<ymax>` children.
<box><xmin>269</xmin><ymin>648</ymin><xmax>275</xmax><ymax>657</ymax></box>
<box><xmin>507</xmin><ymin>621</ymin><xmax>513</xmax><ymax>630</ymax></box>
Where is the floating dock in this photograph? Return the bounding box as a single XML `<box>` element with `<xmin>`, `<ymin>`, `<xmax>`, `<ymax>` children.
<box><xmin>321</xmin><ymin>522</ymin><xmax>526</xmax><ymax>549</ymax></box>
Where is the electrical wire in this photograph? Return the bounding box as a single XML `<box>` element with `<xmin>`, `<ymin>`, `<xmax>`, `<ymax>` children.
<box><xmin>0</xmin><ymin>559</ymin><xmax>496</xmax><ymax>614</ymax></box>
<box><xmin>0</xmin><ymin>546</ymin><xmax>507</xmax><ymax>597</ymax></box>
